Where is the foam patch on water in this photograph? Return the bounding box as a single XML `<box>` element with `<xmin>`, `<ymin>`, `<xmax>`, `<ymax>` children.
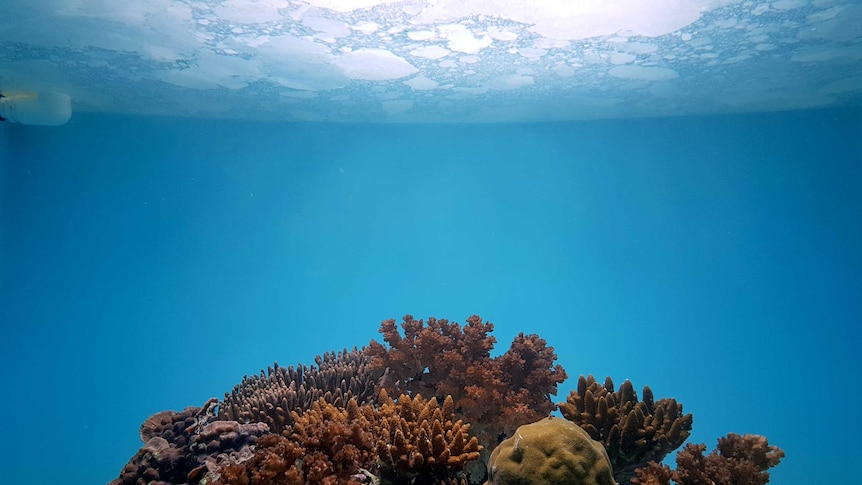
<box><xmin>1</xmin><ymin>0</ymin><xmax>859</xmax><ymax>121</ymax></box>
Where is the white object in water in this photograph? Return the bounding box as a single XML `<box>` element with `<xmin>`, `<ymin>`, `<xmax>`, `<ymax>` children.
<box><xmin>0</xmin><ymin>91</ymin><xmax>72</xmax><ymax>126</ymax></box>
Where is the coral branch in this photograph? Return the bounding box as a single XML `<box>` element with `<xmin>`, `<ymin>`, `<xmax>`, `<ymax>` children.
<box><xmin>559</xmin><ymin>375</ymin><xmax>692</xmax><ymax>484</ymax></box>
<box><xmin>633</xmin><ymin>433</ymin><xmax>785</xmax><ymax>485</ymax></box>
<box><xmin>211</xmin><ymin>392</ymin><xmax>481</xmax><ymax>485</ymax></box>
<box><xmin>219</xmin><ymin>347</ymin><xmax>382</xmax><ymax>434</ymax></box>
<box><xmin>368</xmin><ymin>315</ymin><xmax>567</xmax><ymax>451</ymax></box>
<box><xmin>373</xmin><ymin>391</ymin><xmax>482</xmax><ymax>483</ymax></box>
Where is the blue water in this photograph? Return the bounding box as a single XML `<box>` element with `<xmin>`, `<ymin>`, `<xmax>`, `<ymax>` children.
<box><xmin>1</xmin><ymin>109</ymin><xmax>860</xmax><ymax>485</ymax></box>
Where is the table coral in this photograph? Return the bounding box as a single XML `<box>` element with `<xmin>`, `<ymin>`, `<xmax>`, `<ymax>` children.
<box><xmin>367</xmin><ymin>314</ymin><xmax>567</xmax><ymax>449</ymax></box>
<box><xmin>632</xmin><ymin>433</ymin><xmax>785</xmax><ymax>485</ymax></box>
<box><xmin>558</xmin><ymin>375</ymin><xmax>692</xmax><ymax>484</ymax></box>
<box><xmin>485</xmin><ymin>416</ymin><xmax>615</xmax><ymax>485</ymax></box>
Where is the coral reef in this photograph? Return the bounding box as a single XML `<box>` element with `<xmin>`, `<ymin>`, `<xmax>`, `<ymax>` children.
<box><xmin>367</xmin><ymin>315</ymin><xmax>567</xmax><ymax>448</ymax></box>
<box><xmin>210</xmin><ymin>392</ymin><xmax>480</xmax><ymax>485</ymax></box>
<box><xmin>633</xmin><ymin>433</ymin><xmax>785</xmax><ymax>485</ymax></box>
<box><xmin>110</xmin><ymin>314</ymin><xmax>784</xmax><ymax>485</ymax></box>
<box><xmin>558</xmin><ymin>375</ymin><xmax>692</xmax><ymax>484</ymax></box>
<box><xmin>485</xmin><ymin>416</ymin><xmax>615</xmax><ymax>485</ymax></box>
<box><xmin>220</xmin><ymin>347</ymin><xmax>382</xmax><ymax>435</ymax></box>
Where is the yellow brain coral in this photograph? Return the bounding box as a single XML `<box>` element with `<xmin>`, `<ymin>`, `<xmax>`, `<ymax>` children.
<box><xmin>485</xmin><ymin>417</ymin><xmax>615</xmax><ymax>485</ymax></box>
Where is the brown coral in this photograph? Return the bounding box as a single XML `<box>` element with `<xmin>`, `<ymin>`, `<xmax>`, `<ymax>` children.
<box><xmin>633</xmin><ymin>433</ymin><xmax>784</xmax><ymax>485</ymax></box>
<box><xmin>558</xmin><ymin>375</ymin><xmax>692</xmax><ymax>484</ymax></box>
<box><xmin>367</xmin><ymin>315</ymin><xmax>567</xmax><ymax>450</ymax></box>
<box><xmin>211</xmin><ymin>434</ymin><xmax>306</xmax><ymax>485</ymax></box>
<box><xmin>485</xmin><ymin>417</ymin><xmax>615</xmax><ymax>485</ymax></box>
<box><xmin>219</xmin><ymin>347</ymin><xmax>382</xmax><ymax>435</ymax></box>
<box><xmin>458</xmin><ymin>333</ymin><xmax>569</xmax><ymax>449</ymax></box>
<box><xmin>368</xmin><ymin>315</ymin><xmax>497</xmax><ymax>400</ymax></box>
<box><xmin>110</xmin><ymin>398</ymin><xmax>273</xmax><ymax>485</ymax></box>
<box><xmin>631</xmin><ymin>462</ymin><xmax>675</xmax><ymax>485</ymax></box>
<box><xmin>110</xmin><ymin>399</ymin><xmax>217</xmax><ymax>485</ymax></box>
<box><xmin>289</xmin><ymin>397</ymin><xmax>378</xmax><ymax>482</ymax></box>
<box><xmin>212</xmin><ymin>392</ymin><xmax>481</xmax><ymax>485</ymax></box>
<box><xmin>373</xmin><ymin>390</ymin><xmax>482</xmax><ymax>483</ymax></box>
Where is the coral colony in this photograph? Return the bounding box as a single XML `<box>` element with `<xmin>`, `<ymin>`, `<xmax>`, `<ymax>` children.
<box><xmin>111</xmin><ymin>315</ymin><xmax>784</xmax><ymax>485</ymax></box>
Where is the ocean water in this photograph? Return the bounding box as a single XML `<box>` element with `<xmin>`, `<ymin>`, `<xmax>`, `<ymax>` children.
<box><xmin>1</xmin><ymin>108</ymin><xmax>860</xmax><ymax>485</ymax></box>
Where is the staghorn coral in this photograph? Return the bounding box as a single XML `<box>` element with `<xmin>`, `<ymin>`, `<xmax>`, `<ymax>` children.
<box><xmin>220</xmin><ymin>347</ymin><xmax>382</xmax><ymax>435</ymax></box>
<box><xmin>558</xmin><ymin>375</ymin><xmax>692</xmax><ymax>485</ymax></box>
<box><xmin>367</xmin><ymin>315</ymin><xmax>567</xmax><ymax>450</ymax></box>
<box><xmin>484</xmin><ymin>417</ymin><xmax>615</xmax><ymax>485</ymax></box>
<box><xmin>633</xmin><ymin>433</ymin><xmax>784</xmax><ymax>485</ymax></box>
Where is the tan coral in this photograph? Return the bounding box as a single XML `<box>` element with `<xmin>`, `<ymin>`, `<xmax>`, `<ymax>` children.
<box><xmin>373</xmin><ymin>390</ymin><xmax>482</xmax><ymax>483</ymax></box>
<box><xmin>289</xmin><ymin>397</ymin><xmax>378</xmax><ymax>481</ymax></box>
<box><xmin>485</xmin><ymin>417</ymin><xmax>615</xmax><ymax>485</ymax></box>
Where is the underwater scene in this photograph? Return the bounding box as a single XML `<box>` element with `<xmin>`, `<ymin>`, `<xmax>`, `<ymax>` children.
<box><xmin>1</xmin><ymin>1</ymin><xmax>861</xmax><ymax>485</ymax></box>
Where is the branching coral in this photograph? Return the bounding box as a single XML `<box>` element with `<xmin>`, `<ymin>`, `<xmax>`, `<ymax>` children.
<box><xmin>632</xmin><ymin>462</ymin><xmax>675</xmax><ymax>485</ymax></box>
<box><xmin>558</xmin><ymin>375</ymin><xmax>692</xmax><ymax>484</ymax></box>
<box><xmin>289</xmin><ymin>397</ymin><xmax>378</xmax><ymax>482</ymax></box>
<box><xmin>219</xmin><ymin>347</ymin><xmax>382</xmax><ymax>435</ymax></box>
<box><xmin>203</xmin><ymin>397</ymin><xmax>369</xmax><ymax>485</ymax></box>
<box><xmin>212</xmin><ymin>392</ymin><xmax>480</xmax><ymax>485</ymax></box>
<box><xmin>633</xmin><ymin>433</ymin><xmax>785</xmax><ymax>485</ymax></box>
<box><xmin>368</xmin><ymin>315</ymin><xmax>497</xmax><ymax>400</ymax></box>
<box><xmin>211</xmin><ymin>434</ymin><xmax>306</xmax><ymax>485</ymax></box>
<box><xmin>372</xmin><ymin>390</ymin><xmax>482</xmax><ymax>483</ymax></box>
<box><xmin>367</xmin><ymin>315</ymin><xmax>567</xmax><ymax>449</ymax></box>
<box><xmin>458</xmin><ymin>331</ymin><xmax>568</xmax><ymax>447</ymax></box>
